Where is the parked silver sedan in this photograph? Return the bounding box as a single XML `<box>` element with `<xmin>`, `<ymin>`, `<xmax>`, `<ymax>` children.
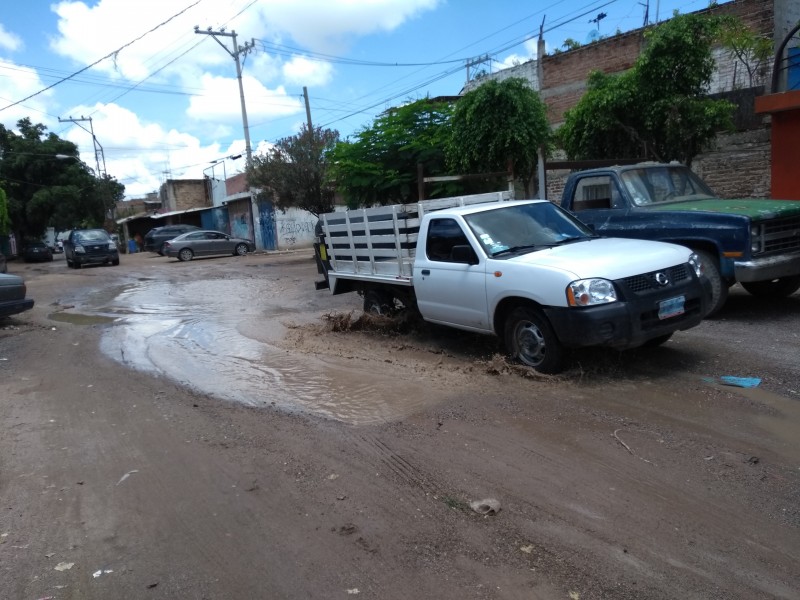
<box><xmin>163</xmin><ymin>230</ymin><xmax>255</xmax><ymax>262</ymax></box>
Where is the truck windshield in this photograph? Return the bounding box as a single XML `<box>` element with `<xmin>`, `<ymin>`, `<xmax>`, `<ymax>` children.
<box><xmin>464</xmin><ymin>202</ymin><xmax>595</xmax><ymax>258</ymax></box>
<box><xmin>620</xmin><ymin>166</ymin><xmax>717</xmax><ymax>206</ymax></box>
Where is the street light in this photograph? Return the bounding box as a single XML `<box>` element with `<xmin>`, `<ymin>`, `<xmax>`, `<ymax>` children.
<box><xmin>55</xmin><ymin>154</ymin><xmax>94</xmax><ymax>172</ymax></box>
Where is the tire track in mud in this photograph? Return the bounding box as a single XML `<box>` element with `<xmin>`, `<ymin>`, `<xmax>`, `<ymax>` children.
<box><xmin>349</xmin><ymin>432</ymin><xmax>446</xmax><ymax>501</ymax></box>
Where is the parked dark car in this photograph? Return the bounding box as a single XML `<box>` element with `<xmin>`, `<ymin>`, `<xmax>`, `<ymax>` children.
<box><xmin>0</xmin><ymin>272</ymin><xmax>34</xmax><ymax>318</ymax></box>
<box><xmin>144</xmin><ymin>225</ymin><xmax>201</xmax><ymax>254</ymax></box>
<box><xmin>0</xmin><ymin>252</ymin><xmax>6</xmax><ymax>273</ymax></box>
<box><xmin>63</xmin><ymin>229</ymin><xmax>120</xmax><ymax>268</ymax></box>
<box><xmin>163</xmin><ymin>230</ymin><xmax>255</xmax><ymax>262</ymax></box>
<box><xmin>23</xmin><ymin>241</ymin><xmax>54</xmax><ymax>262</ymax></box>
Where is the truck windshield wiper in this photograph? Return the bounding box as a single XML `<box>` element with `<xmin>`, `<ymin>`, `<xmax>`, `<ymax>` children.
<box><xmin>553</xmin><ymin>234</ymin><xmax>592</xmax><ymax>245</ymax></box>
<box><xmin>492</xmin><ymin>244</ymin><xmax>539</xmax><ymax>257</ymax></box>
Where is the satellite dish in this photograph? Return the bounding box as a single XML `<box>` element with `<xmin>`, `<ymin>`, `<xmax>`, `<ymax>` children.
<box><xmin>586</xmin><ymin>30</ymin><xmax>600</xmax><ymax>43</ymax></box>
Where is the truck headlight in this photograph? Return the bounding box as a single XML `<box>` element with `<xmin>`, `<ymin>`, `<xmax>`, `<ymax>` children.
<box><xmin>74</xmin><ymin>244</ymin><xmax>86</xmax><ymax>254</ymax></box>
<box><xmin>688</xmin><ymin>253</ymin><xmax>703</xmax><ymax>278</ymax></box>
<box><xmin>567</xmin><ymin>279</ymin><xmax>617</xmax><ymax>306</ymax></box>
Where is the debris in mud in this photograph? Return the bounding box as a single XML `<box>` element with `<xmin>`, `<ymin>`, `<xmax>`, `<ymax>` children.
<box><xmin>322</xmin><ymin>310</ymin><xmax>422</xmax><ymax>334</ymax></box>
<box><xmin>54</xmin><ymin>562</ymin><xmax>75</xmax><ymax>571</ymax></box>
<box><xmin>481</xmin><ymin>354</ymin><xmax>554</xmax><ymax>380</ymax></box>
<box><xmin>470</xmin><ymin>498</ymin><xmax>501</xmax><ymax>516</ymax></box>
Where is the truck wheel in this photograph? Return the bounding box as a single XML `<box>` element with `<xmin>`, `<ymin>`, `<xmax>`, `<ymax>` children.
<box><xmin>504</xmin><ymin>306</ymin><xmax>565</xmax><ymax>374</ymax></box>
<box><xmin>363</xmin><ymin>289</ymin><xmax>394</xmax><ymax>315</ymax></box>
<box><xmin>694</xmin><ymin>249</ymin><xmax>728</xmax><ymax>316</ymax></box>
<box><xmin>741</xmin><ymin>276</ymin><xmax>800</xmax><ymax>298</ymax></box>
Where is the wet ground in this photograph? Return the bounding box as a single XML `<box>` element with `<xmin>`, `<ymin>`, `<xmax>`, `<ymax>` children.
<box><xmin>1</xmin><ymin>250</ymin><xmax>799</xmax><ymax>599</ymax></box>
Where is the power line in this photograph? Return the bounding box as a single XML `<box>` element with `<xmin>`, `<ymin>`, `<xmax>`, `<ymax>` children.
<box><xmin>0</xmin><ymin>0</ymin><xmax>205</xmax><ymax>112</ymax></box>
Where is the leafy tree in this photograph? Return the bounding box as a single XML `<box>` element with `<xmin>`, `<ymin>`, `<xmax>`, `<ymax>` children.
<box><xmin>562</xmin><ymin>38</ymin><xmax>582</xmax><ymax>51</ymax></box>
<box><xmin>558</xmin><ymin>12</ymin><xmax>735</xmax><ymax>166</ymax></box>
<box><xmin>246</xmin><ymin>124</ymin><xmax>339</xmax><ymax>217</ymax></box>
<box><xmin>328</xmin><ymin>98</ymin><xmax>455</xmax><ymax>207</ymax></box>
<box><xmin>0</xmin><ymin>187</ymin><xmax>10</xmax><ymax>236</ymax></box>
<box><xmin>0</xmin><ymin>118</ymin><xmax>124</xmax><ymax>240</ymax></box>
<box><xmin>448</xmin><ymin>78</ymin><xmax>550</xmax><ymax>197</ymax></box>
<box><xmin>717</xmin><ymin>17</ymin><xmax>773</xmax><ymax>88</ymax></box>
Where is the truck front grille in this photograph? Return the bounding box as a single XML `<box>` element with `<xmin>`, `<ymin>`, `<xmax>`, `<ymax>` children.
<box><xmin>623</xmin><ymin>264</ymin><xmax>689</xmax><ymax>293</ymax></box>
<box><xmin>760</xmin><ymin>216</ymin><xmax>800</xmax><ymax>254</ymax></box>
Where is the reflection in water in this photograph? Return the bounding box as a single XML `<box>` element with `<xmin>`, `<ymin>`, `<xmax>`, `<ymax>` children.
<box><xmin>89</xmin><ymin>278</ymin><xmax>434</xmax><ymax>424</ymax></box>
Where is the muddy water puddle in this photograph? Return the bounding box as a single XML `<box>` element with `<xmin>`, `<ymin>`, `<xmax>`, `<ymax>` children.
<box><xmin>66</xmin><ymin>278</ymin><xmax>436</xmax><ymax>424</ymax></box>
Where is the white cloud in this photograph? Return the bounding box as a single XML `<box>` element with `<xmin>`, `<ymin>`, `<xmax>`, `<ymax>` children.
<box><xmin>0</xmin><ymin>23</ymin><xmax>23</xmax><ymax>52</ymax></box>
<box><xmin>497</xmin><ymin>39</ymin><xmax>539</xmax><ymax>70</ymax></box>
<box><xmin>48</xmin><ymin>0</ymin><xmax>441</xmax><ymax>80</ymax></box>
<box><xmin>282</xmin><ymin>56</ymin><xmax>332</xmax><ymax>86</ymax></box>
<box><xmin>252</xmin><ymin>0</ymin><xmax>441</xmax><ymax>53</ymax></box>
<box><xmin>186</xmin><ymin>73</ymin><xmax>303</xmax><ymax>123</ymax></box>
<box><xmin>0</xmin><ymin>59</ymin><xmax>54</xmax><ymax>127</ymax></box>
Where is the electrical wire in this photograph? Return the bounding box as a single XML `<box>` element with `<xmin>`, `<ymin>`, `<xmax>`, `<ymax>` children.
<box><xmin>0</xmin><ymin>0</ymin><xmax>206</xmax><ymax>112</ymax></box>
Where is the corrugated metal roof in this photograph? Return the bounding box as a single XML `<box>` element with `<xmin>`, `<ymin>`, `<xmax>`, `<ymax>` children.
<box><xmin>116</xmin><ymin>205</ymin><xmax>214</xmax><ymax>225</ymax></box>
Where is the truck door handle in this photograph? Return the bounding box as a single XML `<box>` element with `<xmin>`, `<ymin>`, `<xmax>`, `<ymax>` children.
<box><xmin>421</xmin><ymin>269</ymin><xmax>430</xmax><ymax>275</ymax></box>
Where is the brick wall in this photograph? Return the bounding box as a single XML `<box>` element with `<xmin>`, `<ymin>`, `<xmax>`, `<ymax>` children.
<box><xmin>160</xmin><ymin>179</ymin><xmax>209</xmax><ymax>212</ymax></box>
<box><xmin>470</xmin><ymin>0</ymin><xmax>779</xmax><ymax>199</ymax></box>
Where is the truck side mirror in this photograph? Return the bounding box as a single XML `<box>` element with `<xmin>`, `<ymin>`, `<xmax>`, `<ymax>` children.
<box><xmin>451</xmin><ymin>245</ymin><xmax>479</xmax><ymax>265</ymax></box>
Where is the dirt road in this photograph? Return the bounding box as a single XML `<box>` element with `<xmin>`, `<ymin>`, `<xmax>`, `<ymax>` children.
<box><xmin>1</xmin><ymin>251</ymin><xmax>798</xmax><ymax>599</ymax></box>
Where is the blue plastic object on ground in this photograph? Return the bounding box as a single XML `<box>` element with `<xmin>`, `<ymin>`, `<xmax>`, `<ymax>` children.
<box><xmin>719</xmin><ymin>376</ymin><xmax>761</xmax><ymax>388</ymax></box>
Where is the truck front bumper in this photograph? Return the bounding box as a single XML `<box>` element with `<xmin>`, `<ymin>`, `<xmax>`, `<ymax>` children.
<box><xmin>543</xmin><ymin>276</ymin><xmax>711</xmax><ymax>350</ymax></box>
<box><xmin>734</xmin><ymin>252</ymin><xmax>800</xmax><ymax>283</ymax></box>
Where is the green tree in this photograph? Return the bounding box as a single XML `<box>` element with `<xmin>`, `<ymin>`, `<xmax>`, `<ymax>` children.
<box><xmin>448</xmin><ymin>78</ymin><xmax>550</xmax><ymax>197</ymax></box>
<box><xmin>717</xmin><ymin>17</ymin><xmax>773</xmax><ymax>88</ymax></box>
<box><xmin>246</xmin><ymin>125</ymin><xmax>340</xmax><ymax>217</ymax></box>
<box><xmin>328</xmin><ymin>97</ymin><xmax>455</xmax><ymax>207</ymax></box>
<box><xmin>558</xmin><ymin>12</ymin><xmax>735</xmax><ymax>165</ymax></box>
<box><xmin>0</xmin><ymin>187</ymin><xmax>10</xmax><ymax>236</ymax></box>
<box><xmin>0</xmin><ymin>118</ymin><xmax>124</xmax><ymax>240</ymax></box>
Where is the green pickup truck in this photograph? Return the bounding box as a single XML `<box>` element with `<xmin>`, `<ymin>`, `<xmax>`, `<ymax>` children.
<box><xmin>559</xmin><ymin>163</ymin><xmax>800</xmax><ymax>315</ymax></box>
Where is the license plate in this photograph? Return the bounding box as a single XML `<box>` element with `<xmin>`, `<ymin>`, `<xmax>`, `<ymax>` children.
<box><xmin>658</xmin><ymin>295</ymin><xmax>685</xmax><ymax>319</ymax></box>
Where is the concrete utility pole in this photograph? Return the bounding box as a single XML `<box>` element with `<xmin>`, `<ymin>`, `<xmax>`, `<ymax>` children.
<box><xmin>194</xmin><ymin>27</ymin><xmax>254</xmax><ymax>161</ymax></box>
<box><xmin>194</xmin><ymin>26</ymin><xmax>264</xmax><ymax>249</ymax></box>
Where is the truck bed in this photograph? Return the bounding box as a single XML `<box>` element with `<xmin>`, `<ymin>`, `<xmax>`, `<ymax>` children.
<box><xmin>321</xmin><ymin>191</ymin><xmax>512</xmax><ymax>280</ymax></box>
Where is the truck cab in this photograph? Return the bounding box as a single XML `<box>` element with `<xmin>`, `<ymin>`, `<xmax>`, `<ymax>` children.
<box><xmin>560</xmin><ymin>163</ymin><xmax>800</xmax><ymax>314</ymax></box>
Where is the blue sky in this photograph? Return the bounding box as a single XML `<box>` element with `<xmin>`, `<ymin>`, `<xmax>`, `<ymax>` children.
<box><xmin>0</xmin><ymin>0</ymin><xmax>718</xmax><ymax>198</ymax></box>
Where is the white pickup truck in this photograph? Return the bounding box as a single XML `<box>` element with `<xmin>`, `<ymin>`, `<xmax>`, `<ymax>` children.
<box><xmin>315</xmin><ymin>192</ymin><xmax>711</xmax><ymax>373</ymax></box>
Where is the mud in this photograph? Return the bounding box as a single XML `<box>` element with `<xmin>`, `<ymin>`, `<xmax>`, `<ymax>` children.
<box><xmin>1</xmin><ymin>250</ymin><xmax>798</xmax><ymax>599</ymax></box>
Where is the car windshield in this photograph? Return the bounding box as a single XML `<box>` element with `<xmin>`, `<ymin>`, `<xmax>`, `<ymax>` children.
<box><xmin>464</xmin><ymin>202</ymin><xmax>595</xmax><ymax>258</ymax></box>
<box><xmin>75</xmin><ymin>230</ymin><xmax>110</xmax><ymax>243</ymax></box>
<box><xmin>620</xmin><ymin>166</ymin><xmax>717</xmax><ymax>206</ymax></box>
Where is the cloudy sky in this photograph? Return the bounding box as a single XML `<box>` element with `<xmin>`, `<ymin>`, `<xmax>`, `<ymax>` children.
<box><xmin>0</xmin><ymin>0</ymin><xmax>711</xmax><ymax>199</ymax></box>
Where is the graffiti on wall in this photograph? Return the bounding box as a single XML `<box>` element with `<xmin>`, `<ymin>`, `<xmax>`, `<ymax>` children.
<box><xmin>277</xmin><ymin>218</ymin><xmax>315</xmax><ymax>247</ymax></box>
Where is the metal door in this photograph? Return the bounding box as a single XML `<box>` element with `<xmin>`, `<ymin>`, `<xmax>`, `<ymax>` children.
<box><xmin>257</xmin><ymin>199</ymin><xmax>277</xmax><ymax>251</ymax></box>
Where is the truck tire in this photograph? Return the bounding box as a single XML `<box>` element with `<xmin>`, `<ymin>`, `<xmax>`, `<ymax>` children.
<box><xmin>741</xmin><ymin>276</ymin><xmax>800</xmax><ymax>298</ymax></box>
<box><xmin>504</xmin><ymin>306</ymin><xmax>565</xmax><ymax>374</ymax></box>
<box><xmin>363</xmin><ymin>289</ymin><xmax>394</xmax><ymax>315</ymax></box>
<box><xmin>694</xmin><ymin>249</ymin><xmax>728</xmax><ymax>316</ymax></box>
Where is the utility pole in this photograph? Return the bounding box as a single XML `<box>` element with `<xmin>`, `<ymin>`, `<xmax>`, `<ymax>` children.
<box><xmin>194</xmin><ymin>27</ymin><xmax>255</xmax><ymax>161</ymax></box>
<box><xmin>58</xmin><ymin>115</ymin><xmax>106</xmax><ymax>177</ymax></box>
<box><xmin>465</xmin><ymin>54</ymin><xmax>491</xmax><ymax>87</ymax></box>
<box><xmin>303</xmin><ymin>86</ymin><xmax>314</xmax><ymax>134</ymax></box>
<box><xmin>195</xmin><ymin>26</ymin><xmax>264</xmax><ymax>249</ymax></box>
